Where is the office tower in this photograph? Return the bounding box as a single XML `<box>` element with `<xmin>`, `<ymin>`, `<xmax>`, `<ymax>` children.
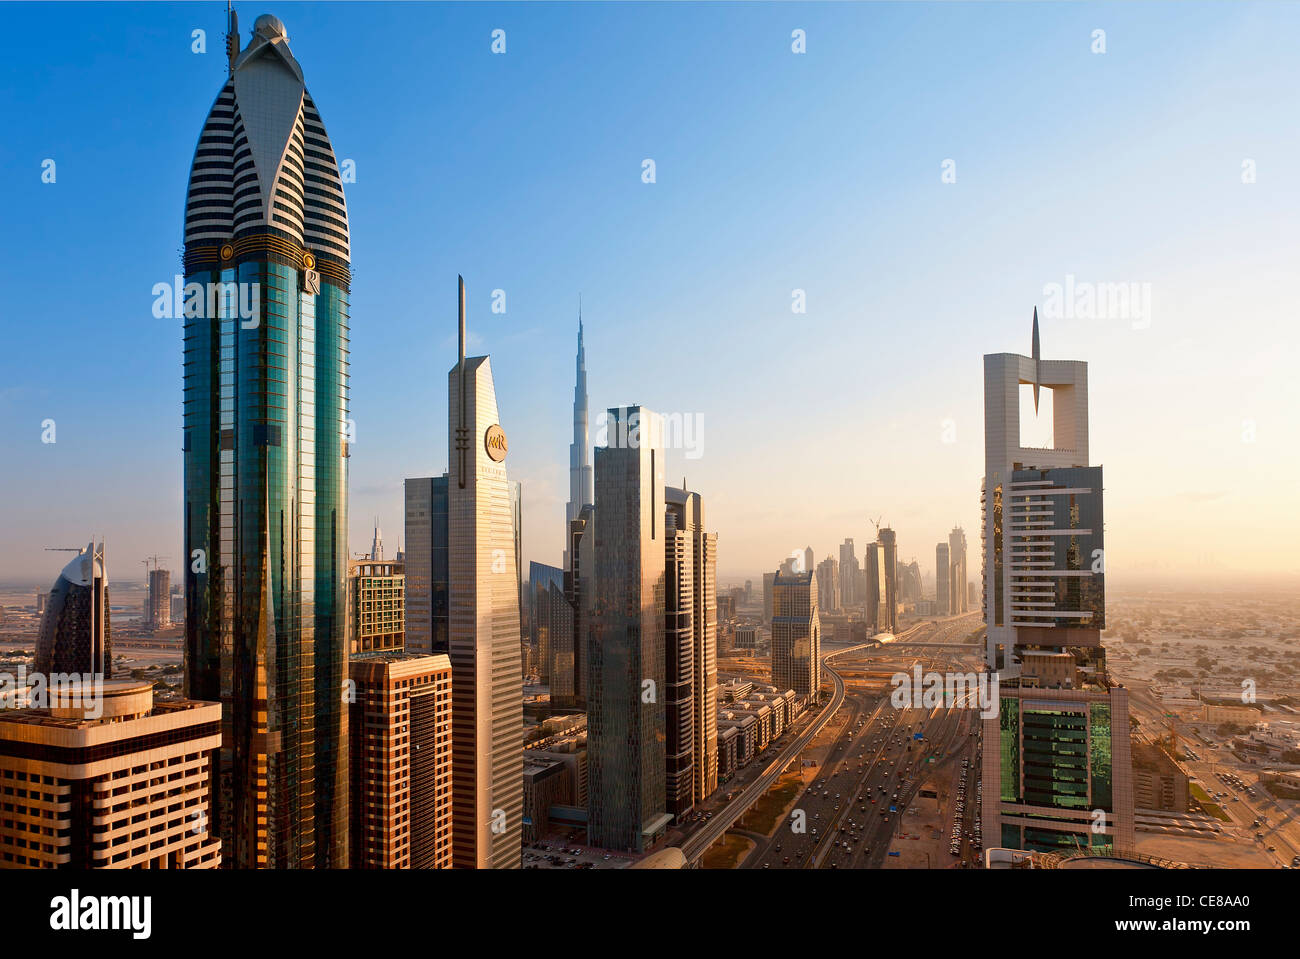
<box><xmin>980</xmin><ymin>311</ymin><xmax>1132</xmax><ymax>853</ymax></box>
<box><xmin>717</xmin><ymin>591</ymin><xmax>736</xmax><ymax>621</ymax></box>
<box><xmin>744</xmin><ymin>580</ymin><xmax>752</xmax><ymax>604</ymax></box>
<box><xmin>863</xmin><ymin>542</ymin><xmax>887</xmax><ymax>632</ymax></box>
<box><xmin>666</xmin><ymin>485</ymin><xmax>719</xmax><ymax>808</ymax></box>
<box><xmin>347</xmin><ymin>558</ymin><xmax>404</xmax><ymax>654</ymax></box>
<box><xmin>146</xmin><ymin>566</ymin><xmax>171</xmax><ymax>628</ymax></box>
<box><xmin>949</xmin><ymin>526</ymin><xmax>968</xmax><ymax>614</ymax></box>
<box><xmin>182</xmin><ymin>12</ymin><xmax>350</xmax><ymax>868</ymax></box>
<box><xmin>762</xmin><ymin>572</ymin><xmax>776</xmax><ymax>624</ymax></box>
<box><xmin>815</xmin><ymin>556</ymin><xmax>840</xmax><ymax>615</ymax></box>
<box><xmin>35</xmin><ymin>542</ymin><xmax>111</xmax><ymax>678</ymax></box>
<box><xmin>770</xmin><ymin>570</ymin><xmax>821</xmax><ymax>700</ymax></box>
<box><xmin>348</xmin><ymin>652</ymin><xmax>453</xmax><ymax>868</ymax></box>
<box><xmin>511</xmin><ymin>481</ymin><xmax>523</xmax><ymax>631</ymax></box>
<box><xmin>447</xmin><ymin>277</ymin><xmax>524</xmax><ymax>869</ymax></box>
<box><xmin>529</xmin><ymin>561</ymin><xmax>565</xmax><ymax>686</ymax></box>
<box><xmin>567</xmin><ymin>505</ymin><xmax>595</xmax><ymax>706</ymax></box>
<box><xmin>405</xmin><ymin>474</ymin><xmax>449</xmax><ymax>655</ymax></box>
<box><xmin>935</xmin><ymin>542</ymin><xmax>951</xmax><ymax>615</ymax></box>
<box><xmin>838</xmin><ymin>539</ymin><xmax>858</xmax><ymax>608</ymax></box>
<box><xmin>587</xmin><ymin>406</ymin><xmax>671</xmax><ymax>852</ymax></box>
<box><xmin>803</xmin><ymin>546</ymin><xmax>814</xmax><ymax>574</ymax></box>
<box><xmin>0</xmin><ymin>681</ymin><xmax>221</xmax><ymax>868</ymax></box>
<box><xmin>734</xmin><ymin>625</ymin><xmax>758</xmax><ymax>649</ymax></box>
<box><xmin>546</xmin><ymin>581</ymin><xmax>577</xmax><ymax>707</ymax></box>
<box><xmin>878</xmin><ymin>528</ymin><xmax>898</xmax><ymax>632</ymax></box>
<box><xmin>35</xmin><ymin>592</ymin><xmax>46</xmax><ymax>616</ymax></box>
<box><xmin>370</xmin><ymin>523</ymin><xmax>384</xmax><ymax>561</ymax></box>
<box><xmin>663</xmin><ymin>498</ymin><xmax>695</xmax><ymax>821</ymax></box>
<box><xmin>899</xmin><ymin>559</ymin><xmax>922</xmax><ymax>605</ymax></box>
<box><xmin>564</xmin><ymin>316</ymin><xmax>594</xmax><ymax>568</ymax></box>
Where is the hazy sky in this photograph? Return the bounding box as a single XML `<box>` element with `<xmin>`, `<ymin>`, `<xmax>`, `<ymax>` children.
<box><xmin>2</xmin><ymin>2</ymin><xmax>1298</xmax><ymax>590</ymax></box>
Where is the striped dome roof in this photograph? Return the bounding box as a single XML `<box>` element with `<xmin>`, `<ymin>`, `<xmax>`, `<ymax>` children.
<box><xmin>184</xmin><ymin>17</ymin><xmax>349</xmax><ymax>263</ymax></box>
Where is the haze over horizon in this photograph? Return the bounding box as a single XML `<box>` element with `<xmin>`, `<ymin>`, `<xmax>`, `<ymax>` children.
<box><xmin>2</xmin><ymin>2</ymin><xmax>1298</xmax><ymax>588</ymax></box>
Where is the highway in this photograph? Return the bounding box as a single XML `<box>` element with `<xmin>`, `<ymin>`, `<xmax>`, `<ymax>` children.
<box><xmin>681</xmin><ymin>612</ymin><xmax>983</xmax><ymax>867</ymax></box>
<box><xmin>744</xmin><ymin>640</ymin><xmax>984</xmax><ymax>869</ymax></box>
<box><xmin>678</xmin><ymin>639</ymin><xmax>868</xmax><ymax>863</ymax></box>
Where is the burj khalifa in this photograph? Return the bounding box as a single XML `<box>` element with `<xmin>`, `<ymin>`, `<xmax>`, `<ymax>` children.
<box><xmin>564</xmin><ymin>311</ymin><xmax>593</xmax><ymax>566</ymax></box>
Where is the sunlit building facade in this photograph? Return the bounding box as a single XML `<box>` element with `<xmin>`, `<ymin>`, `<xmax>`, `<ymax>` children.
<box><xmin>771</xmin><ymin>570</ymin><xmax>820</xmax><ymax>700</ymax></box>
<box><xmin>979</xmin><ymin>313</ymin><xmax>1131</xmax><ymax>854</ymax></box>
<box><xmin>587</xmin><ymin>406</ymin><xmax>671</xmax><ymax>852</ymax></box>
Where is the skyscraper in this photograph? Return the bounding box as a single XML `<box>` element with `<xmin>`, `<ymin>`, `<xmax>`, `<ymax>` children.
<box><xmin>838</xmin><ymin>538</ymin><xmax>858</xmax><ymax>608</ymax></box>
<box><xmin>980</xmin><ymin>311</ymin><xmax>1132</xmax><ymax>854</ymax></box>
<box><xmin>146</xmin><ymin>566</ymin><xmax>171</xmax><ymax>629</ymax></box>
<box><xmin>370</xmin><ymin>523</ymin><xmax>384</xmax><ymax>561</ymax></box>
<box><xmin>529</xmin><ymin>561</ymin><xmax>565</xmax><ymax>686</ymax></box>
<box><xmin>771</xmin><ymin>569</ymin><xmax>820</xmax><ymax>700</ymax></box>
<box><xmin>404</xmin><ymin>474</ymin><xmax>449</xmax><ymax>655</ymax></box>
<box><xmin>587</xmin><ymin>406</ymin><xmax>671</xmax><ymax>852</ymax></box>
<box><xmin>878</xmin><ymin>528</ymin><xmax>898</xmax><ymax>632</ymax></box>
<box><xmin>935</xmin><ymin>542</ymin><xmax>951</xmax><ymax>615</ymax></box>
<box><xmin>447</xmin><ymin>277</ymin><xmax>524</xmax><ymax>869</ymax></box>
<box><xmin>35</xmin><ymin>542</ymin><xmax>111</xmax><ymax>678</ymax></box>
<box><xmin>567</xmin><ymin>504</ymin><xmax>595</xmax><ymax>706</ymax></box>
<box><xmin>564</xmin><ymin>315</ymin><xmax>594</xmax><ymax>568</ymax></box>
<box><xmin>347</xmin><ymin>558</ymin><xmax>404</xmax><ymax>654</ymax></box>
<box><xmin>863</xmin><ymin>541</ymin><xmax>888</xmax><ymax>633</ymax></box>
<box><xmin>182</xmin><ymin>12</ymin><xmax>350</xmax><ymax>868</ymax></box>
<box><xmin>348</xmin><ymin>652</ymin><xmax>452</xmax><ymax>868</ymax></box>
<box><xmin>815</xmin><ymin>556</ymin><xmax>840</xmax><ymax>615</ymax></box>
<box><xmin>666</xmin><ymin>484</ymin><xmax>719</xmax><ymax>809</ymax></box>
<box><xmin>949</xmin><ymin>526</ymin><xmax>968</xmax><ymax>614</ymax></box>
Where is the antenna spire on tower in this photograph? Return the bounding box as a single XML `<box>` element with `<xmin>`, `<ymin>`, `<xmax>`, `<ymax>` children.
<box><xmin>1031</xmin><ymin>305</ymin><xmax>1041</xmax><ymax>414</ymax></box>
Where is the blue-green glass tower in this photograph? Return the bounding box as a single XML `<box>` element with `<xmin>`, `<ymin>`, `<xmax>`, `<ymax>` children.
<box><xmin>182</xmin><ymin>11</ymin><xmax>350</xmax><ymax>868</ymax></box>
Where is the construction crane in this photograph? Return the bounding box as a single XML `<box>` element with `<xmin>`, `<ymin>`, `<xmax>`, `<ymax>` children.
<box><xmin>869</xmin><ymin>516</ymin><xmax>883</xmax><ymax>538</ymax></box>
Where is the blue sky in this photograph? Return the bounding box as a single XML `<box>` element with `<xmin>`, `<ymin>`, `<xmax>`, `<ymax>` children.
<box><xmin>2</xmin><ymin>2</ymin><xmax>1298</xmax><ymax>587</ymax></box>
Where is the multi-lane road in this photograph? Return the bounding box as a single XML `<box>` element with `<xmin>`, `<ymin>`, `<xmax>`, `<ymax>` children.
<box><xmin>679</xmin><ymin>612</ymin><xmax>984</xmax><ymax>867</ymax></box>
<box><xmin>744</xmin><ymin>640</ymin><xmax>984</xmax><ymax>869</ymax></box>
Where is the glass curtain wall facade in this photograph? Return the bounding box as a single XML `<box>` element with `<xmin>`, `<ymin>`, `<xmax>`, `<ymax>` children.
<box><xmin>182</xmin><ymin>16</ymin><xmax>350</xmax><ymax>868</ymax></box>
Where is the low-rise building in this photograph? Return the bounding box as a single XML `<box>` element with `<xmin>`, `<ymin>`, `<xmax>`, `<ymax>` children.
<box><xmin>0</xmin><ymin>680</ymin><xmax>222</xmax><ymax>869</ymax></box>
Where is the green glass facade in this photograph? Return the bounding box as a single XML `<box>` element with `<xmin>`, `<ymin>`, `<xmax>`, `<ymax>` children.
<box><xmin>185</xmin><ymin>257</ymin><xmax>350</xmax><ymax>868</ymax></box>
<box><xmin>182</xmin><ymin>16</ymin><xmax>352</xmax><ymax>868</ymax></box>
<box><xmin>999</xmin><ymin>696</ymin><xmax>1019</xmax><ymax>802</ymax></box>
<box><xmin>1021</xmin><ymin>706</ymin><xmax>1089</xmax><ymax>810</ymax></box>
<box><xmin>1089</xmin><ymin>702</ymin><xmax>1113</xmax><ymax>811</ymax></box>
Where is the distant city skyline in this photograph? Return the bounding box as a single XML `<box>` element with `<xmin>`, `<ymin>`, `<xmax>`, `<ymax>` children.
<box><xmin>3</xmin><ymin>2</ymin><xmax>1300</xmax><ymax>588</ymax></box>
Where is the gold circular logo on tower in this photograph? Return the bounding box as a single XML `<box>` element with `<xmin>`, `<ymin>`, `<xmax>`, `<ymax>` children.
<box><xmin>302</xmin><ymin>252</ymin><xmax>316</xmax><ymax>270</ymax></box>
<box><xmin>484</xmin><ymin>424</ymin><xmax>508</xmax><ymax>462</ymax></box>
<box><xmin>220</xmin><ymin>243</ymin><xmax>234</xmax><ymax>261</ymax></box>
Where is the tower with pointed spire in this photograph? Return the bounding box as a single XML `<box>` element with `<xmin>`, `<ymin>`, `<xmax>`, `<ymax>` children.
<box><xmin>564</xmin><ymin>304</ymin><xmax>594</xmax><ymax>567</ymax></box>
<box><xmin>979</xmin><ymin>309</ymin><xmax>1129</xmax><ymax>855</ymax></box>
<box><xmin>181</xmin><ymin>10</ymin><xmax>351</xmax><ymax>868</ymax></box>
